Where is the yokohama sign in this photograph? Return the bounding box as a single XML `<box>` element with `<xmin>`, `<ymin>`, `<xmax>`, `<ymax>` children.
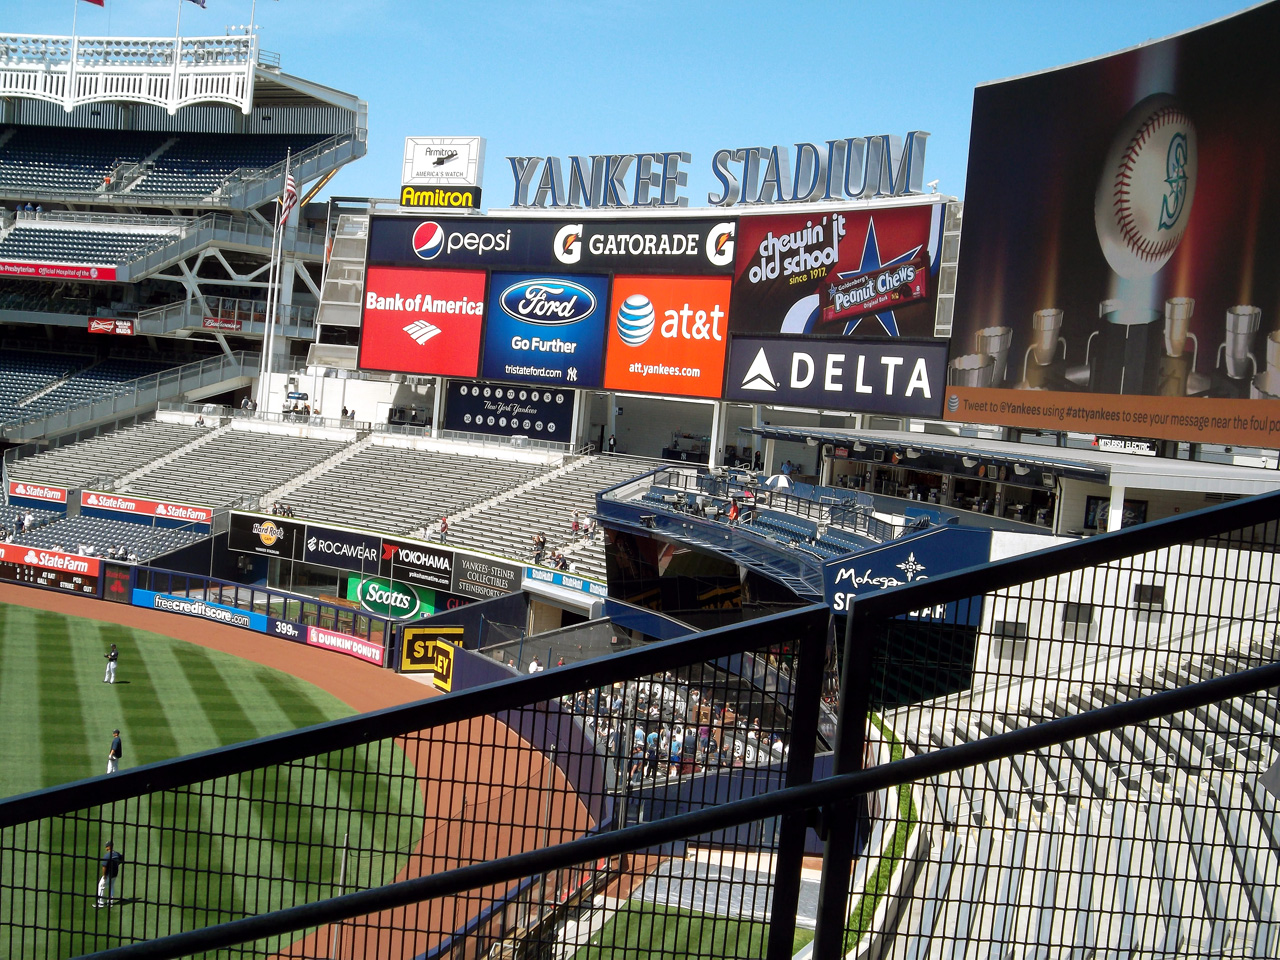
<box><xmin>7</xmin><ymin>481</ymin><xmax>68</xmax><ymax>504</ymax></box>
<box><xmin>80</xmin><ymin>490</ymin><xmax>213</xmax><ymax>524</ymax></box>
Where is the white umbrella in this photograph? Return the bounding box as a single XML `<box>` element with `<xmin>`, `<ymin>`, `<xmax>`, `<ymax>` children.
<box><xmin>763</xmin><ymin>474</ymin><xmax>793</xmax><ymax>491</ymax></box>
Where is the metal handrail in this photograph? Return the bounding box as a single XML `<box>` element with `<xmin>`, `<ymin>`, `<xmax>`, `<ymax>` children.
<box><xmin>54</xmin><ymin>657</ymin><xmax>1280</xmax><ymax>960</ymax></box>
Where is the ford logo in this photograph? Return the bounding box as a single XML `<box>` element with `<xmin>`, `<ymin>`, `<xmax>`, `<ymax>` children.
<box><xmin>499</xmin><ymin>278</ymin><xmax>596</xmax><ymax>326</ymax></box>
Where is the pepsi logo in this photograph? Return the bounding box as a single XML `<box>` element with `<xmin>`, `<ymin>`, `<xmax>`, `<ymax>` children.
<box><xmin>413</xmin><ymin>221</ymin><xmax>445</xmax><ymax>260</ymax></box>
<box><xmin>616</xmin><ymin>294</ymin><xmax>656</xmax><ymax>346</ymax></box>
<box><xmin>500</xmin><ymin>279</ymin><xmax>596</xmax><ymax>326</ymax></box>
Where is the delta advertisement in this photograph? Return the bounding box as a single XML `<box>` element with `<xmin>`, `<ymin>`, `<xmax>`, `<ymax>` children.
<box><xmin>724</xmin><ymin>335</ymin><xmax>948</xmax><ymax>416</ymax></box>
<box><xmin>729</xmin><ymin>204</ymin><xmax>942</xmax><ymax>339</ymax></box>
<box><xmin>358</xmin><ymin>265</ymin><xmax>487</xmax><ymax>377</ymax></box>
<box><xmin>948</xmin><ymin>2</ymin><xmax>1280</xmax><ymax>446</ymax></box>
<box><xmin>481</xmin><ymin>272</ymin><xmax>611</xmax><ymax>387</ymax></box>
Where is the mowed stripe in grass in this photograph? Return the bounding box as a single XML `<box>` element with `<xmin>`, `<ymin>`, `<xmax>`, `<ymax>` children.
<box><xmin>0</xmin><ymin>602</ymin><xmax>426</xmax><ymax>959</ymax></box>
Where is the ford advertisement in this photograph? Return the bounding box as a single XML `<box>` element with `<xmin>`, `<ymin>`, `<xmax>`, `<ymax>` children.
<box><xmin>481</xmin><ymin>272</ymin><xmax>611</xmax><ymax>387</ymax></box>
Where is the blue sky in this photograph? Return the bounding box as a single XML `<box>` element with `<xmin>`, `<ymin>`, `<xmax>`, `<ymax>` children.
<box><xmin>13</xmin><ymin>0</ymin><xmax>1257</xmax><ymax>206</ymax></box>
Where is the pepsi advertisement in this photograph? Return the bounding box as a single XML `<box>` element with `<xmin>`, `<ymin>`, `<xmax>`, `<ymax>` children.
<box><xmin>481</xmin><ymin>272</ymin><xmax>611</xmax><ymax>387</ymax></box>
<box><xmin>367</xmin><ymin>215</ymin><xmax>737</xmax><ymax>275</ymax></box>
<box><xmin>443</xmin><ymin>380</ymin><xmax>574</xmax><ymax>442</ymax></box>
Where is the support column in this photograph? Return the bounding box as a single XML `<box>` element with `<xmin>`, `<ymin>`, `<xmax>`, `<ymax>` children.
<box><xmin>431</xmin><ymin>377</ymin><xmax>445</xmax><ymax>438</ymax></box>
<box><xmin>764</xmin><ymin>438</ymin><xmax>776</xmax><ymax>475</ymax></box>
<box><xmin>707</xmin><ymin>400</ymin><xmax>724</xmax><ymax>468</ymax></box>
<box><xmin>1106</xmin><ymin>483</ymin><xmax>1126</xmax><ymax>533</ymax></box>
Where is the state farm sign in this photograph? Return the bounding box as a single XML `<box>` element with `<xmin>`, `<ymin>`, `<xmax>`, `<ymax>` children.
<box><xmin>8</xmin><ymin>481</ymin><xmax>69</xmax><ymax>504</ymax></box>
<box><xmin>0</xmin><ymin>542</ymin><xmax>100</xmax><ymax>577</ymax></box>
<box><xmin>80</xmin><ymin>490</ymin><xmax>213</xmax><ymax>524</ymax></box>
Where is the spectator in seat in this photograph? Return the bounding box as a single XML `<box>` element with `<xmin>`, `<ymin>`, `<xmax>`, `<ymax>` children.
<box><xmin>439</xmin><ymin>516</ymin><xmax>449</xmax><ymax>543</ymax></box>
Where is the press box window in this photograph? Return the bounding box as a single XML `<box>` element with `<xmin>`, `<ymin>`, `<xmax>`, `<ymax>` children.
<box><xmin>992</xmin><ymin>620</ymin><xmax>1029</xmax><ymax>660</ymax></box>
<box><xmin>1132</xmin><ymin>583</ymin><xmax>1166</xmax><ymax>620</ymax></box>
<box><xmin>1060</xmin><ymin>601</ymin><xmax>1095</xmax><ymax>640</ymax></box>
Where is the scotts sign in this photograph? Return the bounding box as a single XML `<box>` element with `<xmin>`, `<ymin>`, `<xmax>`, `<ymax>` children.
<box><xmin>352</xmin><ymin>577</ymin><xmax>424</xmax><ymax>620</ymax></box>
<box><xmin>506</xmin><ymin>133</ymin><xmax>929</xmax><ymax>208</ymax></box>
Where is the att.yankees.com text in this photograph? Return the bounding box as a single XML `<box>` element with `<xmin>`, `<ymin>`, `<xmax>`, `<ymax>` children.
<box><xmin>629</xmin><ymin>361</ymin><xmax>701</xmax><ymax>378</ymax></box>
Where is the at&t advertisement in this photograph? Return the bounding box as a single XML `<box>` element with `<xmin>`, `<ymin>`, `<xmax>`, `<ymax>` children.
<box><xmin>602</xmin><ymin>275</ymin><xmax>732</xmax><ymax>398</ymax></box>
<box><xmin>949</xmin><ymin>3</ymin><xmax>1280</xmax><ymax>446</ymax></box>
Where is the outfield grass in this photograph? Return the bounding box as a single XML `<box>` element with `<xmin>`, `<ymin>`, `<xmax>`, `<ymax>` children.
<box><xmin>0</xmin><ymin>601</ymin><xmax>425</xmax><ymax>959</ymax></box>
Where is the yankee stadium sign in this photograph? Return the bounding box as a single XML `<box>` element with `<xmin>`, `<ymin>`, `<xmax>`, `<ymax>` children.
<box><xmin>506</xmin><ymin>132</ymin><xmax>930</xmax><ymax>208</ymax></box>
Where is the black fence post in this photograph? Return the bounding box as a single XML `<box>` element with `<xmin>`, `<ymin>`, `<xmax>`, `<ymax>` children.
<box><xmin>764</xmin><ymin>611</ymin><xmax>827</xmax><ymax>960</ymax></box>
<box><xmin>811</xmin><ymin>605</ymin><xmax>874</xmax><ymax>958</ymax></box>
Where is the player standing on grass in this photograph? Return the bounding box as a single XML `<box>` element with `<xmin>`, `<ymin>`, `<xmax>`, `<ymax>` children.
<box><xmin>95</xmin><ymin>840</ymin><xmax>124</xmax><ymax>907</ymax></box>
<box><xmin>106</xmin><ymin>729</ymin><xmax>122</xmax><ymax>774</ymax></box>
<box><xmin>103</xmin><ymin>642</ymin><xmax>118</xmax><ymax>683</ymax></box>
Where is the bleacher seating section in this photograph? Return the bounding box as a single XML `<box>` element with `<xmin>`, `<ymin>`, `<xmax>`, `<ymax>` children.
<box><xmin>883</xmin><ymin>639</ymin><xmax>1280</xmax><ymax>959</ymax></box>
<box><xmin>0</xmin><ymin>225</ymin><xmax>167</xmax><ymax>266</ymax></box>
<box><xmin>0</xmin><ymin>350</ymin><xmax>87</xmax><ymax>423</ymax></box>
<box><xmin>449</xmin><ymin>455</ymin><xmax>643</xmax><ymax>580</ymax></box>
<box><xmin>7</xmin><ymin>420</ymin><xmax>205</xmax><ymax>488</ymax></box>
<box><xmin>0</xmin><ymin>505</ymin><xmax>59</xmax><ymax>538</ymax></box>
<box><xmin>0</xmin><ymin>126</ymin><xmax>167</xmax><ymax>195</ymax></box>
<box><xmin>0</xmin><ymin>126</ymin><xmax>328</xmax><ymax>201</ymax></box>
<box><xmin>130</xmin><ymin>133</ymin><xmax>325</xmax><ymax>198</ymax></box>
<box><xmin>14</xmin><ymin>515</ymin><xmax>205</xmax><ymax>562</ymax></box>
<box><xmin>278</xmin><ymin>442</ymin><xmax>546</xmax><ymax>534</ymax></box>
<box><xmin>0</xmin><ymin>280</ymin><xmax>114</xmax><ymax>316</ymax></box>
<box><xmin>0</xmin><ymin>356</ymin><xmax>187</xmax><ymax>426</ymax></box>
<box><xmin>121</xmin><ymin>429</ymin><xmax>346</xmax><ymax>507</ymax></box>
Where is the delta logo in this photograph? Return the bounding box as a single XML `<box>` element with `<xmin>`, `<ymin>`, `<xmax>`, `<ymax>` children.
<box><xmin>603</xmin><ymin>275</ymin><xmax>732</xmax><ymax>398</ymax></box>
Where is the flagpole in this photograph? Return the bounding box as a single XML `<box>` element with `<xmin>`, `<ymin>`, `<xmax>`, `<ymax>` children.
<box><xmin>259</xmin><ymin>151</ymin><xmax>292</xmax><ymax>410</ymax></box>
<box><xmin>258</xmin><ymin>201</ymin><xmax>283</xmax><ymax>409</ymax></box>
<box><xmin>69</xmin><ymin>0</ymin><xmax>80</xmax><ymax>114</ymax></box>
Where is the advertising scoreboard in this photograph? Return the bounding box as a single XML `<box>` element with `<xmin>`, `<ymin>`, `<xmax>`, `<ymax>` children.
<box><xmin>358</xmin><ymin>199</ymin><xmax>949</xmax><ymax>419</ymax></box>
<box><xmin>0</xmin><ymin>543</ymin><xmax>99</xmax><ymax>595</ymax></box>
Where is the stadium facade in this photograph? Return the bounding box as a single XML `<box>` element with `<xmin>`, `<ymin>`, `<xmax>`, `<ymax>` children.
<box><xmin>0</xmin><ymin>6</ymin><xmax>1279</xmax><ymax>960</ymax></box>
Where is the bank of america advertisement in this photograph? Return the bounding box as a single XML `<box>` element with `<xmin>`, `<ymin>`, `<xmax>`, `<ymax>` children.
<box><xmin>949</xmin><ymin>3</ymin><xmax>1280</xmax><ymax>446</ymax></box>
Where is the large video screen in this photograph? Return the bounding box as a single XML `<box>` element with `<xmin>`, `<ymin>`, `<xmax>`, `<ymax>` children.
<box><xmin>949</xmin><ymin>3</ymin><xmax>1280</xmax><ymax>446</ymax></box>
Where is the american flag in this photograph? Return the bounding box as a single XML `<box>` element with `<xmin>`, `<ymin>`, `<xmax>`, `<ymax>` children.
<box><xmin>280</xmin><ymin>170</ymin><xmax>297</xmax><ymax>224</ymax></box>
<box><xmin>81</xmin><ymin>1</ymin><xmax>106</xmax><ymax>7</ymax></box>
<box><xmin>185</xmin><ymin>0</ymin><xmax>208</xmax><ymax>7</ymax></box>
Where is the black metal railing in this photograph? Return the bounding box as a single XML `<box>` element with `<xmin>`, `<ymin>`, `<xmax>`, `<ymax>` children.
<box><xmin>1</xmin><ymin>492</ymin><xmax>1278</xmax><ymax>960</ymax></box>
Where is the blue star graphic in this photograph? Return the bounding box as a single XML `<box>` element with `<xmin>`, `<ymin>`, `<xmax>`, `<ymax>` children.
<box><xmin>834</xmin><ymin>219</ymin><xmax>923</xmax><ymax>336</ymax></box>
